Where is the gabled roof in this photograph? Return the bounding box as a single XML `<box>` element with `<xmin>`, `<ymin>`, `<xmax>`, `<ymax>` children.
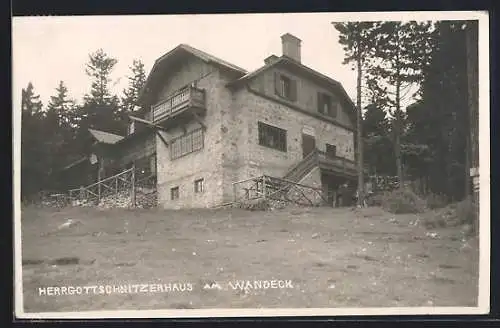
<box><xmin>177</xmin><ymin>44</ymin><xmax>248</xmax><ymax>74</ymax></box>
<box><xmin>139</xmin><ymin>44</ymin><xmax>248</xmax><ymax>104</ymax></box>
<box><xmin>227</xmin><ymin>56</ymin><xmax>357</xmax><ymax>126</ymax></box>
<box><xmin>88</xmin><ymin>128</ymin><xmax>124</xmax><ymax>145</ymax></box>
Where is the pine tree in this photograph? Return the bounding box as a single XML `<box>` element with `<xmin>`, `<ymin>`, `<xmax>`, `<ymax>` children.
<box><xmin>43</xmin><ymin>81</ymin><xmax>81</xmax><ymax>189</ymax></box>
<box><xmin>365</xmin><ymin>21</ymin><xmax>435</xmax><ymax>189</ymax></box>
<box><xmin>81</xmin><ymin>49</ymin><xmax>123</xmax><ymax>135</ymax></box>
<box><xmin>333</xmin><ymin>21</ymin><xmax>380</xmax><ymax>206</ymax></box>
<box><xmin>122</xmin><ymin>59</ymin><xmax>147</xmax><ymax>114</ymax></box>
<box><xmin>47</xmin><ymin>81</ymin><xmax>77</xmax><ymax>129</ymax></box>
<box><xmin>21</xmin><ymin>82</ymin><xmax>43</xmax><ymax>116</ymax></box>
<box><xmin>406</xmin><ymin>21</ymin><xmax>470</xmax><ymax>200</ymax></box>
<box><xmin>21</xmin><ymin>82</ymin><xmax>45</xmax><ymax>198</ymax></box>
<box><xmin>84</xmin><ymin>49</ymin><xmax>119</xmax><ymax>106</ymax></box>
<box><xmin>363</xmin><ymin>103</ymin><xmax>394</xmax><ymax>176</ymax></box>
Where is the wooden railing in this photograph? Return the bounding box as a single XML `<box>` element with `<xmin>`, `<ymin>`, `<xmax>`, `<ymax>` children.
<box><xmin>283</xmin><ymin>150</ymin><xmax>318</xmax><ymax>182</ymax></box>
<box><xmin>68</xmin><ymin>167</ymin><xmax>135</xmax><ymax>206</ymax></box>
<box><xmin>283</xmin><ymin>149</ymin><xmax>357</xmax><ymax>183</ymax></box>
<box><xmin>232</xmin><ymin>175</ymin><xmax>327</xmax><ymax>206</ymax></box>
<box><xmin>152</xmin><ymin>86</ymin><xmax>205</xmax><ymax>122</ymax></box>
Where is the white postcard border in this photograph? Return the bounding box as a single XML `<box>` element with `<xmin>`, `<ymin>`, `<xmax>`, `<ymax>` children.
<box><xmin>12</xmin><ymin>10</ymin><xmax>490</xmax><ymax>319</ymax></box>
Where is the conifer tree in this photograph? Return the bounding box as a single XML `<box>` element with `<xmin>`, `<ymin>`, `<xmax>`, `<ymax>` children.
<box><xmin>333</xmin><ymin>21</ymin><xmax>379</xmax><ymax>205</ymax></box>
<box><xmin>80</xmin><ymin>49</ymin><xmax>123</xmax><ymax>135</ymax></box>
<box><xmin>122</xmin><ymin>59</ymin><xmax>147</xmax><ymax>114</ymax></box>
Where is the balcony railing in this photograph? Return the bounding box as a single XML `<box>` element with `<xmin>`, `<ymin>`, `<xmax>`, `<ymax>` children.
<box><xmin>152</xmin><ymin>86</ymin><xmax>206</xmax><ymax>122</ymax></box>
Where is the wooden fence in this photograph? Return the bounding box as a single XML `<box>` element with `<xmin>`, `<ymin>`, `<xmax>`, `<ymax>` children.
<box><xmin>67</xmin><ymin>167</ymin><xmax>136</xmax><ymax>206</ymax></box>
<box><xmin>232</xmin><ymin>175</ymin><xmax>328</xmax><ymax>207</ymax></box>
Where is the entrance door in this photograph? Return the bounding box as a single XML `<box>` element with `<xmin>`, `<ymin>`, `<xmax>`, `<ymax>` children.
<box><xmin>302</xmin><ymin>134</ymin><xmax>316</xmax><ymax>158</ymax></box>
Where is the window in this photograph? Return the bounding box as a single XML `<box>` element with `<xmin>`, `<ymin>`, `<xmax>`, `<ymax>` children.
<box><xmin>280</xmin><ymin>75</ymin><xmax>292</xmax><ymax>98</ymax></box>
<box><xmin>274</xmin><ymin>72</ymin><xmax>297</xmax><ymax>101</ymax></box>
<box><xmin>170</xmin><ymin>186</ymin><xmax>179</xmax><ymax>200</ymax></box>
<box><xmin>194</xmin><ymin>178</ymin><xmax>204</xmax><ymax>193</ymax></box>
<box><xmin>317</xmin><ymin>92</ymin><xmax>338</xmax><ymax>118</ymax></box>
<box><xmin>326</xmin><ymin>144</ymin><xmax>337</xmax><ymax>158</ymax></box>
<box><xmin>170</xmin><ymin>128</ymin><xmax>204</xmax><ymax>160</ymax></box>
<box><xmin>258</xmin><ymin>121</ymin><xmax>287</xmax><ymax>152</ymax></box>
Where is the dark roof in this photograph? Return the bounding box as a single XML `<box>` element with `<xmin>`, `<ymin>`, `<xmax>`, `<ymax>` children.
<box><xmin>227</xmin><ymin>56</ymin><xmax>357</xmax><ymax>125</ymax></box>
<box><xmin>139</xmin><ymin>44</ymin><xmax>248</xmax><ymax>104</ymax></box>
<box><xmin>88</xmin><ymin>128</ymin><xmax>124</xmax><ymax>145</ymax></box>
<box><xmin>178</xmin><ymin>44</ymin><xmax>248</xmax><ymax>74</ymax></box>
<box><xmin>112</xmin><ymin>125</ymin><xmax>155</xmax><ymax>148</ymax></box>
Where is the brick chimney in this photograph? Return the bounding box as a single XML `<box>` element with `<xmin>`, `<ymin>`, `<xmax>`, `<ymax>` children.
<box><xmin>281</xmin><ymin>33</ymin><xmax>302</xmax><ymax>63</ymax></box>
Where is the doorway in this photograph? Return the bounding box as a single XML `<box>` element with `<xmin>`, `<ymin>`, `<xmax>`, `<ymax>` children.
<box><xmin>302</xmin><ymin>134</ymin><xmax>316</xmax><ymax>158</ymax></box>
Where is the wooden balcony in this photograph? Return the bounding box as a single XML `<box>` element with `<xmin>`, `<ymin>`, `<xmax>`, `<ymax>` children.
<box><xmin>151</xmin><ymin>86</ymin><xmax>206</xmax><ymax>127</ymax></box>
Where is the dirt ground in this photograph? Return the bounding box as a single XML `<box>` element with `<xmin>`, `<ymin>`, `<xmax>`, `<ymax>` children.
<box><xmin>19</xmin><ymin>205</ymin><xmax>479</xmax><ymax>313</ymax></box>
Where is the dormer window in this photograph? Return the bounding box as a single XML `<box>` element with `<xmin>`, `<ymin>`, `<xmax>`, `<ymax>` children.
<box><xmin>274</xmin><ymin>72</ymin><xmax>297</xmax><ymax>101</ymax></box>
<box><xmin>317</xmin><ymin>92</ymin><xmax>338</xmax><ymax>118</ymax></box>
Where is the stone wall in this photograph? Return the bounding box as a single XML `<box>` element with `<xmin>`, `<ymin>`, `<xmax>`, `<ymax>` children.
<box><xmin>155</xmin><ymin>58</ymin><xmax>234</xmax><ymax>209</ymax></box>
<box><xmin>230</xmin><ymin>89</ymin><xmax>355</xmax><ymax>183</ymax></box>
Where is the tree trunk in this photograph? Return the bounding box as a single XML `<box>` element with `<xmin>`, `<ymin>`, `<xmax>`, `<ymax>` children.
<box><xmin>395</xmin><ymin>76</ymin><xmax>404</xmax><ymax>189</ymax></box>
<box><xmin>356</xmin><ymin>52</ymin><xmax>365</xmax><ymax>207</ymax></box>
<box><xmin>464</xmin><ymin>133</ymin><xmax>471</xmax><ymax>197</ymax></box>
<box><xmin>466</xmin><ymin>21</ymin><xmax>479</xmax><ymax>232</ymax></box>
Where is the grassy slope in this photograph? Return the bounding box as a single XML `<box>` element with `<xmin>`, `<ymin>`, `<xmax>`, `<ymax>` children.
<box><xmin>20</xmin><ymin>205</ymin><xmax>478</xmax><ymax>312</ymax></box>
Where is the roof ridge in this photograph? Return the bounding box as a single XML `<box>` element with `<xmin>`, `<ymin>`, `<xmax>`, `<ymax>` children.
<box><xmin>179</xmin><ymin>43</ymin><xmax>248</xmax><ymax>73</ymax></box>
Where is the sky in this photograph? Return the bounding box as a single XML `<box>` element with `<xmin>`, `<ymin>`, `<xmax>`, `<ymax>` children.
<box><xmin>12</xmin><ymin>13</ymin><xmax>358</xmax><ymax>110</ymax></box>
<box><xmin>12</xmin><ymin>12</ymin><xmax>486</xmax><ymax>112</ymax></box>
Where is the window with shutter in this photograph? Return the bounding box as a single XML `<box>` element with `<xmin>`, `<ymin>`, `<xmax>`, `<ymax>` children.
<box><xmin>329</xmin><ymin>97</ymin><xmax>339</xmax><ymax>118</ymax></box>
<box><xmin>274</xmin><ymin>72</ymin><xmax>280</xmax><ymax>96</ymax></box>
<box><xmin>170</xmin><ymin>128</ymin><xmax>205</xmax><ymax>160</ymax></box>
<box><xmin>289</xmin><ymin>79</ymin><xmax>297</xmax><ymax>101</ymax></box>
<box><xmin>274</xmin><ymin>72</ymin><xmax>296</xmax><ymax>101</ymax></box>
<box><xmin>318</xmin><ymin>92</ymin><xmax>338</xmax><ymax>118</ymax></box>
<box><xmin>317</xmin><ymin>93</ymin><xmax>326</xmax><ymax>114</ymax></box>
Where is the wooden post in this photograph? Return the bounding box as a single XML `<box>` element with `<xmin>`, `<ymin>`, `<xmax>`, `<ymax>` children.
<box><xmin>262</xmin><ymin>176</ymin><xmax>267</xmax><ymax>200</ymax></box>
<box><xmin>97</xmin><ymin>159</ymin><xmax>102</xmax><ymax>204</ymax></box>
<box><xmin>115</xmin><ymin>173</ymin><xmax>118</xmax><ymax>200</ymax></box>
<box><xmin>131</xmin><ymin>164</ymin><xmax>136</xmax><ymax>207</ymax></box>
<box><xmin>233</xmin><ymin>182</ymin><xmax>237</xmax><ymax>203</ymax></box>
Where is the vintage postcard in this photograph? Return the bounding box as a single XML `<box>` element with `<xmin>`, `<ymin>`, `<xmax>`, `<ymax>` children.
<box><xmin>13</xmin><ymin>11</ymin><xmax>490</xmax><ymax>318</ymax></box>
